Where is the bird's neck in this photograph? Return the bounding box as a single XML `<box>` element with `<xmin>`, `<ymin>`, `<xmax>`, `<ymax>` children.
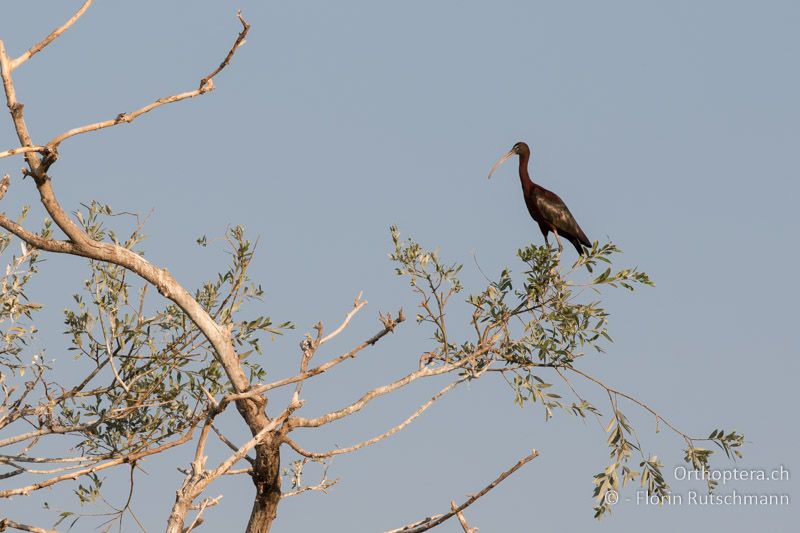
<box><xmin>518</xmin><ymin>152</ymin><xmax>535</xmax><ymax>194</ymax></box>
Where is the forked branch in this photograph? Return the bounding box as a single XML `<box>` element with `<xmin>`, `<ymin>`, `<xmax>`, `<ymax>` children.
<box><xmin>287</xmin><ymin>344</ymin><xmax>491</xmax><ymax>429</ymax></box>
<box><xmin>223</xmin><ymin>309</ymin><xmax>406</xmax><ymax>404</ymax></box>
<box><xmin>451</xmin><ymin>501</ymin><xmax>478</xmax><ymax>533</ymax></box>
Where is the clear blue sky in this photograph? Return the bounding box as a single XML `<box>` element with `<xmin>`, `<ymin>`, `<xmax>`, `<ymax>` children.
<box><xmin>1</xmin><ymin>1</ymin><xmax>798</xmax><ymax>531</ymax></box>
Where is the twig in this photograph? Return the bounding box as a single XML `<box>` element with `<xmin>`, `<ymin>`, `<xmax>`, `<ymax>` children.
<box><xmin>198</xmin><ymin>11</ymin><xmax>250</xmax><ymax>89</ymax></box>
<box><xmin>319</xmin><ymin>292</ymin><xmax>367</xmax><ymax>345</ymax></box>
<box><xmin>0</xmin><ymin>421</ymin><xmax>98</xmax><ymax>449</ymax></box>
<box><xmin>0</xmin><ymin>518</ymin><xmax>58</xmax><ymax>533</ymax></box>
<box><xmin>102</xmin><ymin>325</ymin><xmax>129</xmax><ymax>394</ymax></box>
<box><xmin>183</xmin><ymin>495</ymin><xmax>222</xmax><ymax>533</ymax></box>
<box><xmin>451</xmin><ymin>501</ymin><xmax>478</xmax><ymax>533</ymax></box>
<box><xmin>10</xmin><ymin>0</ymin><xmax>94</xmax><ymax>70</ymax></box>
<box><xmin>281</xmin><ymin>477</ymin><xmax>338</xmax><ymax>499</ymax></box>
<box><xmin>0</xmin><ymin>454</ymin><xmax>96</xmax><ymax>464</ymax></box>
<box><xmin>566</xmin><ymin>366</ymin><xmax>692</xmax><ymax>443</ymax></box>
<box><xmin>385</xmin><ymin>449</ymin><xmax>539</xmax><ymax>533</ymax></box>
<box><xmin>282</xmin><ymin>458</ymin><xmax>338</xmax><ymax>499</ymax></box>
<box><xmin>223</xmin><ymin>467</ymin><xmax>253</xmax><ymax>476</ymax></box>
<box><xmin>0</xmin><ymin>145</ymin><xmax>46</xmax><ymax>160</ymax></box>
<box><xmin>290</xmin><ymin>293</ymin><xmax>368</xmax><ymax>423</ymax></box>
<box><xmin>0</xmin><ymin>174</ymin><xmax>8</xmax><ymax>201</ymax></box>
<box><xmin>211</xmin><ymin>424</ymin><xmax>254</xmax><ymax>466</ymax></box>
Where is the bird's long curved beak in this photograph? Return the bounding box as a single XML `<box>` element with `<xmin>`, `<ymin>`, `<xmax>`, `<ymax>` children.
<box><xmin>487</xmin><ymin>150</ymin><xmax>515</xmax><ymax>179</ymax></box>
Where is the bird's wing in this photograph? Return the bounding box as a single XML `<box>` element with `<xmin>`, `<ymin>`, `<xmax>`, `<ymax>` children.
<box><xmin>535</xmin><ymin>189</ymin><xmax>590</xmax><ymax>246</ymax></box>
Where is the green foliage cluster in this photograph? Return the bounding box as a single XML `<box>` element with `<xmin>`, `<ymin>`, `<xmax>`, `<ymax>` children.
<box><xmin>389</xmin><ymin>227</ymin><xmax>742</xmax><ymax>519</ymax></box>
<box><xmin>0</xmin><ymin>207</ymin><xmax>47</xmax><ymax>373</ymax></box>
<box><xmin>9</xmin><ymin>203</ymin><xmax>292</xmax><ymax>465</ymax></box>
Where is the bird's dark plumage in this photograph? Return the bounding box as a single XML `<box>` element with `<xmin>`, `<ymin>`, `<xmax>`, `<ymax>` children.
<box><xmin>488</xmin><ymin>142</ymin><xmax>591</xmax><ymax>255</ymax></box>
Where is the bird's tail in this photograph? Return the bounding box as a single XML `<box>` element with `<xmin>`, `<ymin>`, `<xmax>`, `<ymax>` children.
<box><xmin>571</xmin><ymin>238</ymin><xmax>588</xmax><ymax>256</ymax></box>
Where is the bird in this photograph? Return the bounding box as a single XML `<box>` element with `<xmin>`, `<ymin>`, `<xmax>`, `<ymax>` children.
<box><xmin>488</xmin><ymin>141</ymin><xmax>591</xmax><ymax>255</ymax></box>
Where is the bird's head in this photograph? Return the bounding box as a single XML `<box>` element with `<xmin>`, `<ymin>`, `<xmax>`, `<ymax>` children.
<box><xmin>487</xmin><ymin>141</ymin><xmax>530</xmax><ymax>179</ymax></box>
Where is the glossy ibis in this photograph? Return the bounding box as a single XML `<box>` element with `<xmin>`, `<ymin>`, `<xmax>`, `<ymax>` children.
<box><xmin>488</xmin><ymin>142</ymin><xmax>591</xmax><ymax>255</ymax></box>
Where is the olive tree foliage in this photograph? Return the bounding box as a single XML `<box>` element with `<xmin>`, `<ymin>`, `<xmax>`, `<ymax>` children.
<box><xmin>0</xmin><ymin>4</ymin><xmax>743</xmax><ymax>533</ymax></box>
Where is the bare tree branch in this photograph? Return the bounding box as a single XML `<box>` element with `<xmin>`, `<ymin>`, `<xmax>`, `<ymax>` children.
<box><xmin>284</xmin><ymin>377</ymin><xmax>465</xmax><ymax>459</ymax></box>
<box><xmin>288</xmin><ymin>344</ymin><xmax>491</xmax><ymax>429</ymax></box>
<box><xmin>0</xmin><ymin>518</ymin><xmax>58</xmax><ymax>533</ymax></box>
<box><xmin>0</xmin><ymin>425</ymin><xmax>197</xmax><ymax>498</ymax></box>
<box><xmin>10</xmin><ymin>0</ymin><xmax>94</xmax><ymax>71</ymax></box>
<box><xmin>183</xmin><ymin>495</ymin><xmax>222</xmax><ymax>533</ymax></box>
<box><xmin>281</xmin><ymin>460</ymin><xmax>338</xmax><ymax>499</ymax></box>
<box><xmin>223</xmin><ymin>309</ymin><xmax>406</xmax><ymax>403</ymax></box>
<box><xmin>45</xmin><ymin>10</ymin><xmax>250</xmax><ymax>149</ymax></box>
<box><xmin>0</xmin><ymin>145</ymin><xmax>45</xmax><ymax>160</ymax></box>
<box><xmin>198</xmin><ymin>11</ymin><xmax>250</xmax><ymax>89</ymax></box>
<box><xmin>319</xmin><ymin>293</ymin><xmax>368</xmax><ymax>346</ymax></box>
<box><xmin>385</xmin><ymin>449</ymin><xmax>539</xmax><ymax>533</ymax></box>
<box><xmin>212</xmin><ymin>424</ymin><xmax>255</xmax><ymax>466</ymax></box>
<box><xmin>0</xmin><ymin>41</ymin><xmax>38</xmax><ymax>171</ymax></box>
<box><xmin>0</xmin><ymin>11</ymin><xmax>262</xmax><ymax>420</ymax></box>
<box><xmin>0</xmin><ymin>421</ymin><xmax>97</xmax><ymax>449</ymax></box>
<box><xmin>451</xmin><ymin>501</ymin><xmax>478</xmax><ymax>533</ymax></box>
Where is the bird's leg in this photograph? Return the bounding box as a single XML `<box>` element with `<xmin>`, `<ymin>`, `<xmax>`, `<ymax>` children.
<box><xmin>553</xmin><ymin>230</ymin><xmax>564</xmax><ymax>256</ymax></box>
